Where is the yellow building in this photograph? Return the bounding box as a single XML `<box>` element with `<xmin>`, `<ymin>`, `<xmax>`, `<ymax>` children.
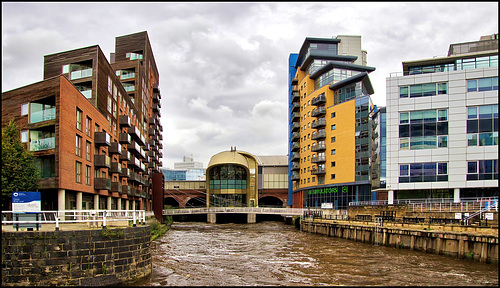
<box><xmin>289</xmin><ymin>36</ymin><xmax>377</xmax><ymax>210</ymax></box>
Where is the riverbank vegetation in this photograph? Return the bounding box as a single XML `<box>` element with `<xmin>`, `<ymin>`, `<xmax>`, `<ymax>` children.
<box><xmin>149</xmin><ymin>216</ymin><xmax>173</xmax><ymax>241</ymax></box>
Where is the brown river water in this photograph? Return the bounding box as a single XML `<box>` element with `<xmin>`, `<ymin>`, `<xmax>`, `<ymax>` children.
<box><xmin>130</xmin><ymin>221</ymin><xmax>498</xmax><ymax>286</ymax></box>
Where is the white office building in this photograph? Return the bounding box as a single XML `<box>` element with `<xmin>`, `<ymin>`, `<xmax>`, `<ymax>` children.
<box><xmin>385</xmin><ymin>34</ymin><xmax>498</xmax><ymax>203</ymax></box>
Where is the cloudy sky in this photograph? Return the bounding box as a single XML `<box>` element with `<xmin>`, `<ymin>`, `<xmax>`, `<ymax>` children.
<box><xmin>2</xmin><ymin>2</ymin><xmax>498</xmax><ymax>168</ymax></box>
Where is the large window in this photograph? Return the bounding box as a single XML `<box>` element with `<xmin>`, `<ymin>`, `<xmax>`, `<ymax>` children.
<box><xmin>34</xmin><ymin>157</ymin><xmax>55</xmax><ymax>178</ymax></box>
<box><xmin>209</xmin><ymin>164</ymin><xmax>247</xmax><ymax>190</ymax></box>
<box><xmin>467</xmin><ymin>160</ymin><xmax>498</xmax><ymax>180</ymax></box>
<box><xmin>399</xmin><ymin>82</ymin><xmax>447</xmax><ymax>98</ymax></box>
<box><xmin>467</xmin><ymin>77</ymin><xmax>498</xmax><ymax>92</ymax></box>
<box><xmin>76</xmin><ymin>161</ymin><xmax>82</xmax><ymax>183</ymax></box>
<box><xmin>467</xmin><ymin>104</ymin><xmax>498</xmax><ymax>146</ymax></box>
<box><xmin>76</xmin><ymin>108</ymin><xmax>82</xmax><ymax>131</ymax></box>
<box><xmin>399</xmin><ymin>162</ymin><xmax>448</xmax><ymax>183</ymax></box>
<box><xmin>76</xmin><ymin>135</ymin><xmax>82</xmax><ymax>157</ymax></box>
<box><xmin>399</xmin><ymin>109</ymin><xmax>448</xmax><ymax>150</ymax></box>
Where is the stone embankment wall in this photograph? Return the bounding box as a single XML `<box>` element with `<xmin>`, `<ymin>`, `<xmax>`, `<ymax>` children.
<box><xmin>301</xmin><ymin>220</ymin><xmax>498</xmax><ymax>264</ymax></box>
<box><xmin>1</xmin><ymin>226</ymin><xmax>151</xmax><ymax>286</ymax></box>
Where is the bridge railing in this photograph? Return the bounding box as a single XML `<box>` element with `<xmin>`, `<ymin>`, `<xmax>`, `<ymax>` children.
<box><xmin>163</xmin><ymin>207</ymin><xmax>307</xmax><ymax>215</ymax></box>
<box><xmin>2</xmin><ymin>210</ymin><xmax>146</xmax><ymax>231</ymax></box>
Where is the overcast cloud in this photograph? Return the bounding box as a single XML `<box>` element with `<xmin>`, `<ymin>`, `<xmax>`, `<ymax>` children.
<box><xmin>2</xmin><ymin>2</ymin><xmax>498</xmax><ymax>168</ymax></box>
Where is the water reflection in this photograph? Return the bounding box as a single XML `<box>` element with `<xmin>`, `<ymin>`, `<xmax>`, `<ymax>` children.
<box><xmin>131</xmin><ymin>221</ymin><xmax>498</xmax><ymax>286</ymax></box>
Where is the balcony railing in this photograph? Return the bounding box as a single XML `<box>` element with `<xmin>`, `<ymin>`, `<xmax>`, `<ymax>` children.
<box><xmin>80</xmin><ymin>89</ymin><xmax>92</xmax><ymax>98</ymax></box>
<box><xmin>291</xmin><ymin>172</ymin><xmax>300</xmax><ymax>181</ymax></box>
<box><xmin>291</xmin><ymin>102</ymin><xmax>300</xmax><ymax>112</ymax></box>
<box><xmin>311</xmin><ymin>107</ymin><xmax>326</xmax><ymax>117</ymax></box>
<box><xmin>29</xmin><ymin>137</ymin><xmax>56</xmax><ymax>152</ymax></box>
<box><xmin>110</xmin><ymin>162</ymin><xmax>122</xmax><ymax>174</ymax></box>
<box><xmin>119</xmin><ymin>132</ymin><xmax>131</xmax><ymax>144</ymax></box>
<box><xmin>311</xmin><ymin>94</ymin><xmax>326</xmax><ymax>106</ymax></box>
<box><xmin>109</xmin><ymin>142</ymin><xmax>122</xmax><ymax>155</ymax></box>
<box><xmin>94</xmin><ymin>178</ymin><xmax>111</xmax><ymax>190</ymax></box>
<box><xmin>120</xmin><ymin>72</ymin><xmax>135</xmax><ymax>80</ymax></box>
<box><xmin>291</xmin><ymin>122</ymin><xmax>300</xmax><ymax>132</ymax></box>
<box><xmin>311</xmin><ymin>155</ymin><xmax>326</xmax><ymax>163</ymax></box>
<box><xmin>311</xmin><ymin>143</ymin><xmax>326</xmax><ymax>152</ymax></box>
<box><xmin>311</xmin><ymin>130</ymin><xmax>326</xmax><ymax>140</ymax></box>
<box><xmin>119</xmin><ymin>150</ymin><xmax>130</xmax><ymax>161</ymax></box>
<box><xmin>119</xmin><ymin>115</ymin><xmax>131</xmax><ymax>128</ymax></box>
<box><xmin>121</xmin><ymin>167</ymin><xmax>130</xmax><ymax>178</ymax></box>
<box><xmin>291</xmin><ymin>131</ymin><xmax>300</xmax><ymax>142</ymax></box>
<box><xmin>123</xmin><ymin>84</ymin><xmax>135</xmax><ymax>92</ymax></box>
<box><xmin>311</xmin><ymin>118</ymin><xmax>326</xmax><ymax>129</ymax></box>
<box><xmin>94</xmin><ymin>154</ymin><xmax>111</xmax><ymax>168</ymax></box>
<box><xmin>94</xmin><ymin>132</ymin><xmax>111</xmax><ymax>146</ymax></box>
<box><xmin>30</xmin><ymin>107</ymin><xmax>56</xmax><ymax>124</ymax></box>
<box><xmin>70</xmin><ymin>68</ymin><xmax>92</xmax><ymax>80</ymax></box>
<box><xmin>311</xmin><ymin>167</ymin><xmax>326</xmax><ymax>175</ymax></box>
<box><xmin>291</xmin><ymin>163</ymin><xmax>300</xmax><ymax>171</ymax></box>
<box><xmin>291</xmin><ymin>152</ymin><xmax>300</xmax><ymax>161</ymax></box>
<box><xmin>111</xmin><ymin>182</ymin><xmax>122</xmax><ymax>193</ymax></box>
<box><xmin>291</xmin><ymin>142</ymin><xmax>300</xmax><ymax>152</ymax></box>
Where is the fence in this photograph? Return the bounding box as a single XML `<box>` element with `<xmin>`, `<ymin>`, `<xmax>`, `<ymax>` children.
<box><xmin>163</xmin><ymin>207</ymin><xmax>306</xmax><ymax>216</ymax></box>
<box><xmin>2</xmin><ymin>210</ymin><xmax>147</xmax><ymax>231</ymax></box>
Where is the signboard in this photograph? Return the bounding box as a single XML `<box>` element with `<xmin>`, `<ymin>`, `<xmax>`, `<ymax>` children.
<box><xmin>308</xmin><ymin>186</ymin><xmax>349</xmax><ymax>195</ymax></box>
<box><xmin>454</xmin><ymin>213</ymin><xmax>462</xmax><ymax>220</ymax></box>
<box><xmin>485</xmin><ymin>213</ymin><xmax>494</xmax><ymax>220</ymax></box>
<box><xmin>321</xmin><ymin>203</ymin><xmax>333</xmax><ymax>209</ymax></box>
<box><xmin>12</xmin><ymin>191</ymin><xmax>41</xmax><ymax>213</ymax></box>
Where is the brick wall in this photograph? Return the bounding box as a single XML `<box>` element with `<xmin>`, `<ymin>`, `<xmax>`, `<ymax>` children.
<box><xmin>1</xmin><ymin>226</ymin><xmax>151</xmax><ymax>286</ymax></box>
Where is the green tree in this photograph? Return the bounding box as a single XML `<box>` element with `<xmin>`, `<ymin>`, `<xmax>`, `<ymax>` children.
<box><xmin>1</xmin><ymin>119</ymin><xmax>40</xmax><ymax>210</ymax></box>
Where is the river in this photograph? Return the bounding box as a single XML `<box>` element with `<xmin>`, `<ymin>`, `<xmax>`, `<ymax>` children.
<box><xmin>131</xmin><ymin>221</ymin><xmax>498</xmax><ymax>286</ymax></box>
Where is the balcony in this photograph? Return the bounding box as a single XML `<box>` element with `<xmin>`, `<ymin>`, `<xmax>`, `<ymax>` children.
<box><xmin>128</xmin><ymin>125</ymin><xmax>145</xmax><ymax>146</ymax></box>
<box><xmin>29</xmin><ymin>137</ymin><xmax>55</xmax><ymax>152</ymax></box>
<box><xmin>127</xmin><ymin>141</ymin><xmax>142</xmax><ymax>156</ymax></box>
<box><xmin>291</xmin><ymin>132</ymin><xmax>300</xmax><ymax>142</ymax></box>
<box><xmin>311</xmin><ymin>130</ymin><xmax>326</xmax><ymax>140</ymax></box>
<box><xmin>119</xmin><ymin>115</ymin><xmax>131</xmax><ymax>128</ymax></box>
<box><xmin>311</xmin><ymin>118</ymin><xmax>326</xmax><ymax>129</ymax></box>
<box><xmin>291</xmin><ymin>172</ymin><xmax>300</xmax><ymax>181</ymax></box>
<box><xmin>148</xmin><ymin>117</ymin><xmax>157</xmax><ymax>126</ymax></box>
<box><xmin>123</xmin><ymin>83</ymin><xmax>135</xmax><ymax>92</ymax></box>
<box><xmin>94</xmin><ymin>178</ymin><xmax>111</xmax><ymax>190</ymax></box>
<box><xmin>119</xmin><ymin>132</ymin><xmax>131</xmax><ymax>144</ymax></box>
<box><xmin>148</xmin><ymin>150</ymin><xmax>156</xmax><ymax>158</ymax></box>
<box><xmin>129</xmin><ymin>172</ymin><xmax>140</xmax><ymax>183</ymax></box>
<box><xmin>70</xmin><ymin>68</ymin><xmax>92</xmax><ymax>80</ymax></box>
<box><xmin>129</xmin><ymin>187</ymin><xmax>136</xmax><ymax>197</ymax></box>
<box><xmin>291</xmin><ymin>112</ymin><xmax>300</xmax><ymax>122</ymax></box>
<box><xmin>94</xmin><ymin>154</ymin><xmax>111</xmax><ymax>168</ymax></box>
<box><xmin>128</xmin><ymin>155</ymin><xmax>145</xmax><ymax>172</ymax></box>
<box><xmin>311</xmin><ymin>107</ymin><xmax>326</xmax><ymax>117</ymax></box>
<box><xmin>120</xmin><ymin>167</ymin><xmax>130</xmax><ymax>178</ymax></box>
<box><xmin>148</xmin><ymin>128</ymin><xmax>156</xmax><ymax>136</ymax></box>
<box><xmin>152</xmin><ymin>103</ymin><xmax>159</xmax><ymax>112</ymax></box>
<box><xmin>291</xmin><ymin>163</ymin><xmax>300</xmax><ymax>171</ymax></box>
<box><xmin>110</xmin><ymin>162</ymin><xmax>122</xmax><ymax>174</ymax></box>
<box><xmin>109</xmin><ymin>142</ymin><xmax>122</xmax><ymax>155</ymax></box>
<box><xmin>291</xmin><ymin>91</ymin><xmax>299</xmax><ymax>103</ymax></box>
<box><xmin>291</xmin><ymin>102</ymin><xmax>300</xmax><ymax>112</ymax></box>
<box><xmin>94</xmin><ymin>132</ymin><xmax>111</xmax><ymax>146</ymax></box>
<box><xmin>311</xmin><ymin>155</ymin><xmax>326</xmax><ymax>163</ymax></box>
<box><xmin>311</xmin><ymin>94</ymin><xmax>326</xmax><ymax>106</ymax></box>
<box><xmin>291</xmin><ymin>142</ymin><xmax>300</xmax><ymax>152</ymax></box>
<box><xmin>29</xmin><ymin>103</ymin><xmax>56</xmax><ymax>124</ymax></box>
<box><xmin>291</xmin><ymin>76</ymin><xmax>298</xmax><ymax>85</ymax></box>
<box><xmin>291</xmin><ymin>152</ymin><xmax>300</xmax><ymax>161</ymax></box>
<box><xmin>292</xmin><ymin>85</ymin><xmax>298</xmax><ymax>92</ymax></box>
<box><xmin>311</xmin><ymin>143</ymin><xmax>326</xmax><ymax>152</ymax></box>
<box><xmin>111</xmin><ymin>182</ymin><xmax>122</xmax><ymax>193</ymax></box>
<box><xmin>311</xmin><ymin>167</ymin><xmax>326</xmax><ymax>175</ymax></box>
<box><xmin>119</xmin><ymin>150</ymin><xmax>130</xmax><ymax>161</ymax></box>
<box><xmin>291</xmin><ymin>122</ymin><xmax>300</xmax><ymax>132</ymax></box>
<box><xmin>122</xmin><ymin>185</ymin><xmax>131</xmax><ymax>195</ymax></box>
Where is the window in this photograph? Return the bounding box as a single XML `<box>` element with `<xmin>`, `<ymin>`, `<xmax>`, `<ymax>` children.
<box><xmin>467</xmin><ymin>104</ymin><xmax>498</xmax><ymax>146</ymax></box>
<box><xmin>86</xmin><ymin>141</ymin><xmax>91</xmax><ymax>161</ymax></box>
<box><xmin>331</xmin><ymin>136</ymin><xmax>336</xmax><ymax>143</ymax></box>
<box><xmin>76</xmin><ymin>108</ymin><xmax>82</xmax><ymax>130</ymax></box>
<box><xmin>467</xmin><ymin>77</ymin><xmax>498</xmax><ymax>92</ymax></box>
<box><xmin>331</xmin><ymin>149</ymin><xmax>336</xmax><ymax>155</ymax></box>
<box><xmin>86</xmin><ymin>165</ymin><xmax>91</xmax><ymax>185</ymax></box>
<box><xmin>331</xmin><ymin>174</ymin><xmax>335</xmax><ymax>180</ymax></box>
<box><xmin>331</xmin><ymin>124</ymin><xmax>336</xmax><ymax>130</ymax></box>
<box><xmin>76</xmin><ymin>135</ymin><xmax>82</xmax><ymax>157</ymax></box>
<box><xmin>86</xmin><ymin>117</ymin><xmax>92</xmax><ymax>137</ymax></box>
<box><xmin>76</xmin><ymin>161</ymin><xmax>82</xmax><ymax>183</ymax></box>
<box><xmin>399</xmin><ymin>162</ymin><xmax>448</xmax><ymax>183</ymax></box>
<box><xmin>20</xmin><ymin>131</ymin><xmax>28</xmax><ymax>143</ymax></box>
<box><xmin>400</xmin><ymin>82</ymin><xmax>447</xmax><ymax>98</ymax></box>
<box><xmin>331</xmin><ymin>112</ymin><xmax>336</xmax><ymax>118</ymax></box>
<box><xmin>467</xmin><ymin>160</ymin><xmax>498</xmax><ymax>180</ymax></box>
<box><xmin>108</xmin><ymin>76</ymin><xmax>112</xmax><ymax>94</ymax></box>
<box><xmin>399</xmin><ymin>109</ymin><xmax>448</xmax><ymax>150</ymax></box>
<box><xmin>331</xmin><ymin>162</ymin><xmax>336</xmax><ymax>167</ymax></box>
<box><xmin>95</xmin><ymin>124</ymin><xmax>100</xmax><ymax>133</ymax></box>
<box><xmin>21</xmin><ymin>103</ymin><xmax>29</xmax><ymax>116</ymax></box>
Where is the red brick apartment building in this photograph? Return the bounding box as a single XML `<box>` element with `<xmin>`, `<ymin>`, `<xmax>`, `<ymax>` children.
<box><xmin>1</xmin><ymin>31</ymin><xmax>163</xmax><ymax>212</ymax></box>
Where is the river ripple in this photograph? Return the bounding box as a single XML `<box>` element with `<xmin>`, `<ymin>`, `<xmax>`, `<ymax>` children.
<box><xmin>131</xmin><ymin>221</ymin><xmax>498</xmax><ymax>286</ymax></box>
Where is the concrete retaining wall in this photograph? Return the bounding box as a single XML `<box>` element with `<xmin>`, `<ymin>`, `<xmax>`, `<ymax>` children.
<box><xmin>1</xmin><ymin>226</ymin><xmax>151</xmax><ymax>286</ymax></box>
<box><xmin>301</xmin><ymin>220</ymin><xmax>498</xmax><ymax>264</ymax></box>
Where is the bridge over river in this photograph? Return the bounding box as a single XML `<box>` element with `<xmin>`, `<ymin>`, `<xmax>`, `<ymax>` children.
<box><xmin>163</xmin><ymin>207</ymin><xmax>307</xmax><ymax>223</ymax></box>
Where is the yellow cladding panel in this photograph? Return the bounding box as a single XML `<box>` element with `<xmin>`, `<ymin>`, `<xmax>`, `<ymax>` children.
<box><xmin>326</xmin><ymin>100</ymin><xmax>355</xmax><ymax>184</ymax></box>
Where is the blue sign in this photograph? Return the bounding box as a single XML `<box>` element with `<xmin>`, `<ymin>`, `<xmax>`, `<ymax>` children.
<box><xmin>12</xmin><ymin>191</ymin><xmax>41</xmax><ymax>213</ymax></box>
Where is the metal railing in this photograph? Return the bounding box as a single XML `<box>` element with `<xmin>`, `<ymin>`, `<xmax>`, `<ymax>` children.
<box><xmin>163</xmin><ymin>207</ymin><xmax>306</xmax><ymax>216</ymax></box>
<box><xmin>2</xmin><ymin>210</ymin><xmax>147</xmax><ymax>231</ymax></box>
<box><xmin>349</xmin><ymin>197</ymin><xmax>498</xmax><ymax>212</ymax></box>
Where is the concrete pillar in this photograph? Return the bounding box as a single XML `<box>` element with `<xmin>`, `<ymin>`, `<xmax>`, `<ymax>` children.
<box><xmin>247</xmin><ymin>213</ymin><xmax>256</xmax><ymax>224</ymax></box>
<box><xmin>58</xmin><ymin>189</ymin><xmax>66</xmax><ymax>220</ymax></box>
<box><xmin>207</xmin><ymin>213</ymin><xmax>216</xmax><ymax>224</ymax></box>
<box><xmin>94</xmin><ymin>194</ymin><xmax>99</xmax><ymax>210</ymax></box>
<box><xmin>126</xmin><ymin>200</ymin><xmax>130</xmax><ymax>210</ymax></box>
<box><xmin>388</xmin><ymin>190</ymin><xmax>394</xmax><ymax>205</ymax></box>
<box><xmin>76</xmin><ymin>192</ymin><xmax>83</xmax><ymax>210</ymax></box>
<box><xmin>132</xmin><ymin>200</ymin><xmax>136</xmax><ymax>210</ymax></box>
<box><xmin>117</xmin><ymin>198</ymin><xmax>122</xmax><ymax>210</ymax></box>
<box><xmin>107</xmin><ymin>196</ymin><xmax>112</xmax><ymax>210</ymax></box>
<box><xmin>454</xmin><ymin>188</ymin><xmax>460</xmax><ymax>203</ymax></box>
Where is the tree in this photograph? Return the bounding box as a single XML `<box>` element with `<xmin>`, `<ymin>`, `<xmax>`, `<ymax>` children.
<box><xmin>1</xmin><ymin>119</ymin><xmax>40</xmax><ymax>210</ymax></box>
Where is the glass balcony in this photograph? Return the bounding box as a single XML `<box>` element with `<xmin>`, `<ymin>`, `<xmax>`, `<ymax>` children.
<box><xmin>70</xmin><ymin>68</ymin><xmax>92</xmax><ymax>80</ymax></box>
<box><xmin>80</xmin><ymin>89</ymin><xmax>92</xmax><ymax>98</ymax></box>
<box><xmin>123</xmin><ymin>84</ymin><xmax>135</xmax><ymax>92</ymax></box>
<box><xmin>29</xmin><ymin>104</ymin><xmax>56</xmax><ymax>124</ymax></box>
<box><xmin>30</xmin><ymin>137</ymin><xmax>55</xmax><ymax>152</ymax></box>
<box><xmin>120</xmin><ymin>72</ymin><xmax>135</xmax><ymax>80</ymax></box>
